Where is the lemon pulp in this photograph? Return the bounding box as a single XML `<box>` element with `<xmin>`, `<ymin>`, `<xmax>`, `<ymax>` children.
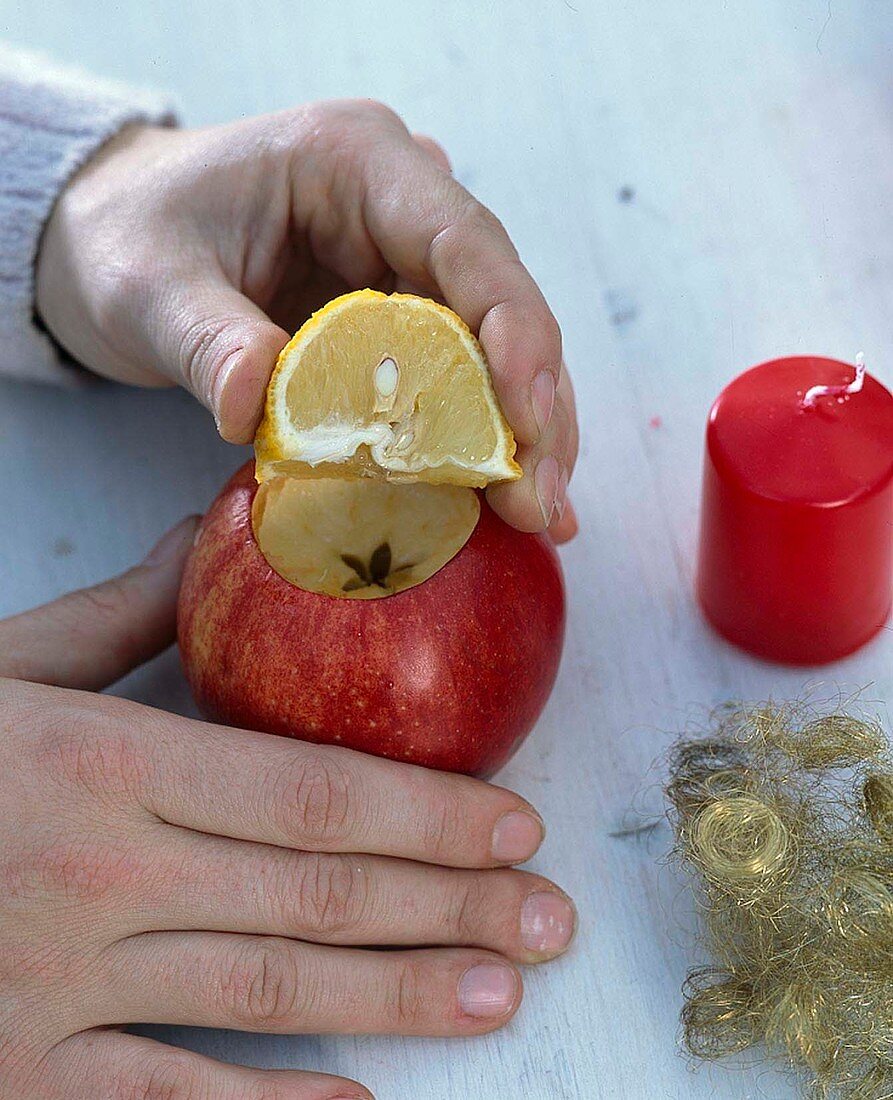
<box><xmin>255</xmin><ymin>290</ymin><xmax>522</xmax><ymax>486</ymax></box>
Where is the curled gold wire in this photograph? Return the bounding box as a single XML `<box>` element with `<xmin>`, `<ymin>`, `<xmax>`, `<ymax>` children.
<box><xmin>668</xmin><ymin>705</ymin><xmax>893</xmax><ymax>1098</ymax></box>
<box><xmin>690</xmin><ymin>795</ymin><xmax>792</xmax><ymax>886</ymax></box>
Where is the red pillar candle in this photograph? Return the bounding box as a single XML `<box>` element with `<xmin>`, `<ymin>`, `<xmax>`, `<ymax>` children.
<box><xmin>697</xmin><ymin>356</ymin><xmax>893</xmax><ymax>664</ymax></box>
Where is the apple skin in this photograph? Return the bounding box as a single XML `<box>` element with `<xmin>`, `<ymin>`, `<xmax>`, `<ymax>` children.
<box><xmin>177</xmin><ymin>462</ymin><xmax>565</xmax><ymax>777</ymax></box>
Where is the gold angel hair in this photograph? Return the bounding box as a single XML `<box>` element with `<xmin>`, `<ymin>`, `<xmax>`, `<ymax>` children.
<box><xmin>667</xmin><ymin>703</ymin><xmax>893</xmax><ymax>1099</ymax></box>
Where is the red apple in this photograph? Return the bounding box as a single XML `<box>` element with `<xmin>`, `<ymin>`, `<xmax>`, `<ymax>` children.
<box><xmin>177</xmin><ymin>461</ymin><xmax>565</xmax><ymax>776</ymax></box>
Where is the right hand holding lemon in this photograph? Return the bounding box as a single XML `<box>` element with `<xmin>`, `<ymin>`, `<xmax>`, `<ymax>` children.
<box><xmin>34</xmin><ymin>99</ymin><xmax>578</xmax><ymax>541</ymax></box>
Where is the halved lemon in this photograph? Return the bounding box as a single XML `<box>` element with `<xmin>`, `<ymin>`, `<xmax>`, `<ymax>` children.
<box><xmin>254</xmin><ymin>289</ymin><xmax>522</xmax><ymax>487</ymax></box>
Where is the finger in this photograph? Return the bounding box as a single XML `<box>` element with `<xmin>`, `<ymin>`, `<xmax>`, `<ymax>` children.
<box><xmin>45</xmin><ymin>1030</ymin><xmax>371</xmax><ymax>1100</ymax></box>
<box><xmin>314</xmin><ymin>107</ymin><xmax>562</xmax><ymax>449</ymax></box>
<box><xmin>0</xmin><ymin>516</ymin><xmax>197</xmax><ymax>689</ymax></box>
<box><xmin>375</xmin><ymin>172</ymin><xmax>560</xmax><ymax>447</ymax></box>
<box><xmin>154</xmin><ymin>277</ymin><xmax>290</xmax><ymax>443</ymax></box>
<box><xmin>130</xmin><ymin>827</ymin><xmax>576</xmax><ymax>962</ymax></box>
<box><xmin>130</xmin><ymin>712</ymin><xmax>545</xmax><ymax>867</ymax></box>
<box><xmin>487</xmin><ymin>387</ymin><xmax>575</xmax><ymax>533</ymax></box>
<box><xmin>104</xmin><ymin>932</ymin><xmax>523</xmax><ymax>1037</ymax></box>
<box><xmin>411</xmin><ymin>132</ymin><xmax>452</xmax><ymax>173</ymax></box>
<box><xmin>555</xmin><ymin>364</ymin><xmax>579</xmax><ymax>474</ymax></box>
<box><xmin>487</xmin><ymin>363</ymin><xmax>579</xmax><ymax>534</ymax></box>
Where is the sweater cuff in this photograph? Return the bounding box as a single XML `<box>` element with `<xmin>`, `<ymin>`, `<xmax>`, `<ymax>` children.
<box><xmin>0</xmin><ymin>43</ymin><xmax>176</xmax><ymax>385</ymax></box>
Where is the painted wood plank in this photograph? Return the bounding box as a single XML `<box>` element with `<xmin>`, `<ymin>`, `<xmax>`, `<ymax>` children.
<box><xmin>3</xmin><ymin>2</ymin><xmax>891</xmax><ymax>1095</ymax></box>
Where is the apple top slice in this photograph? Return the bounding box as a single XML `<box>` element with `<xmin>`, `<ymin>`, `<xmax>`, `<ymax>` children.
<box><xmin>253</xmin><ymin>477</ymin><xmax>481</xmax><ymax>599</ymax></box>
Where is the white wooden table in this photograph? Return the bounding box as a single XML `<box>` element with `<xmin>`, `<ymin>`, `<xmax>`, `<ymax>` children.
<box><xmin>3</xmin><ymin>2</ymin><xmax>893</xmax><ymax>1096</ymax></box>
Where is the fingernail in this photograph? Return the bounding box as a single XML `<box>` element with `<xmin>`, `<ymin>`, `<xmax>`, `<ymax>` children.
<box><xmin>491</xmin><ymin>810</ymin><xmax>544</xmax><ymax>863</ymax></box>
<box><xmin>554</xmin><ymin>467</ymin><xmax>569</xmax><ymax>520</ymax></box>
<box><xmin>521</xmin><ymin>891</ymin><xmax>576</xmax><ymax>955</ymax></box>
<box><xmin>531</xmin><ymin>370</ymin><xmax>556</xmax><ymax>437</ymax></box>
<box><xmin>457</xmin><ymin>963</ymin><xmax>518</xmax><ymax>1018</ymax></box>
<box><xmin>534</xmin><ymin>455</ymin><xmax>561</xmax><ymax>527</ymax></box>
<box><xmin>143</xmin><ymin>516</ymin><xmax>200</xmax><ymax>566</ymax></box>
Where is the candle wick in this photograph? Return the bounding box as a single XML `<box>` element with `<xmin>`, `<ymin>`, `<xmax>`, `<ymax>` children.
<box><xmin>802</xmin><ymin>352</ymin><xmax>866</xmax><ymax>407</ymax></box>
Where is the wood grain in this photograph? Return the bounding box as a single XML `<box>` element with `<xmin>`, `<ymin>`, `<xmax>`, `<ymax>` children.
<box><xmin>3</xmin><ymin>1</ymin><xmax>893</xmax><ymax>1096</ymax></box>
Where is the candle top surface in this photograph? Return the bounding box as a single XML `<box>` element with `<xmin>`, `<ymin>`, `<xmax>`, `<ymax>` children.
<box><xmin>707</xmin><ymin>357</ymin><xmax>893</xmax><ymax>506</ymax></box>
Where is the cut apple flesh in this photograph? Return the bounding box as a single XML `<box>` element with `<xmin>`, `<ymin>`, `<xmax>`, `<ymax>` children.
<box><xmin>252</xmin><ymin>477</ymin><xmax>481</xmax><ymax>599</ymax></box>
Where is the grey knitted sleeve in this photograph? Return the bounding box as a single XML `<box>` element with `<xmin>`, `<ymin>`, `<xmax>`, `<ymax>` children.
<box><xmin>0</xmin><ymin>43</ymin><xmax>175</xmax><ymax>384</ymax></box>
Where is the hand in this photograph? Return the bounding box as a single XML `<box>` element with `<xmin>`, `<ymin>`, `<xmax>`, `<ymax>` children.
<box><xmin>34</xmin><ymin>101</ymin><xmax>579</xmax><ymax>542</ymax></box>
<box><xmin>0</xmin><ymin>518</ymin><xmax>576</xmax><ymax>1100</ymax></box>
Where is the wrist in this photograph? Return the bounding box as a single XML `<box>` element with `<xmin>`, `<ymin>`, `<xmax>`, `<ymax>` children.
<box><xmin>34</xmin><ymin>124</ymin><xmax>175</xmax><ymax>385</ymax></box>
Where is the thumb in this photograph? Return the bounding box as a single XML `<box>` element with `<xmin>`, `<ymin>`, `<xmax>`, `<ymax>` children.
<box><xmin>0</xmin><ymin>516</ymin><xmax>198</xmax><ymax>691</ymax></box>
<box><xmin>163</xmin><ymin>280</ymin><xmax>289</xmax><ymax>444</ymax></box>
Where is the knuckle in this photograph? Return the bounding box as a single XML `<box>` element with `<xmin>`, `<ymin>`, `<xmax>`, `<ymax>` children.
<box><xmin>67</xmin><ymin>581</ymin><xmax>147</xmax><ymax>675</ymax></box>
<box><xmin>416</xmin><ymin>133</ymin><xmax>449</xmax><ymax>159</ymax></box>
<box><xmin>38</xmin><ymin>718</ymin><xmax>147</xmax><ymax>801</ymax></box>
<box><xmin>422</xmin><ymin>787</ymin><xmax>467</xmax><ymax>862</ymax></box>
<box><xmin>0</xmin><ymin>934</ymin><xmax>66</xmax><ymax>986</ymax></box>
<box><xmin>176</xmin><ymin>312</ymin><xmax>237</xmax><ymax>397</ymax></box>
<box><xmin>284</xmin><ymin>101</ymin><xmax>338</xmax><ymax>151</ymax></box>
<box><xmin>301</xmin><ymin>98</ymin><xmax>402</xmax><ymax>151</ymax></box>
<box><xmin>449</xmin><ymin>190</ymin><xmax>507</xmax><ymax>242</ymax></box>
<box><xmin>465</xmin><ymin>200</ymin><xmax>506</xmax><ymax>239</ymax></box>
<box><xmin>294</xmin><ymin>852</ymin><xmax>366</xmax><ymax>934</ymax></box>
<box><xmin>336</xmin><ymin>97</ymin><xmax>403</xmax><ymax>129</ymax></box>
<box><xmin>390</xmin><ymin>960</ymin><xmax>427</xmax><ymax>1030</ymax></box>
<box><xmin>22</xmin><ymin>835</ymin><xmax>140</xmax><ymax>903</ymax></box>
<box><xmin>277</xmin><ymin>753</ymin><xmax>355</xmax><ymax>846</ymax></box>
<box><xmin>448</xmin><ymin>875</ymin><xmax>489</xmax><ymax>942</ymax></box>
<box><xmin>118</xmin><ymin>1054</ymin><xmax>202</xmax><ymax>1100</ymax></box>
<box><xmin>359</xmin><ymin>97</ymin><xmax>401</xmax><ymax>121</ymax></box>
<box><xmin>426</xmin><ymin>195</ymin><xmax>508</xmax><ymax>273</ymax></box>
<box><xmin>219</xmin><ymin>940</ymin><xmax>301</xmax><ymax>1028</ymax></box>
<box><xmin>73</xmin><ymin>575</ymin><xmax>131</xmax><ymax>621</ymax></box>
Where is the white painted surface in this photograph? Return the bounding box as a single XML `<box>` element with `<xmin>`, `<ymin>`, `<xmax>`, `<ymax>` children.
<box><xmin>3</xmin><ymin>2</ymin><xmax>893</xmax><ymax>1096</ymax></box>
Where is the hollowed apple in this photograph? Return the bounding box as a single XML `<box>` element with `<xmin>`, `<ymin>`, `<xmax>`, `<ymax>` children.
<box><xmin>178</xmin><ymin>462</ymin><xmax>565</xmax><ymax>776</ymax></box>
